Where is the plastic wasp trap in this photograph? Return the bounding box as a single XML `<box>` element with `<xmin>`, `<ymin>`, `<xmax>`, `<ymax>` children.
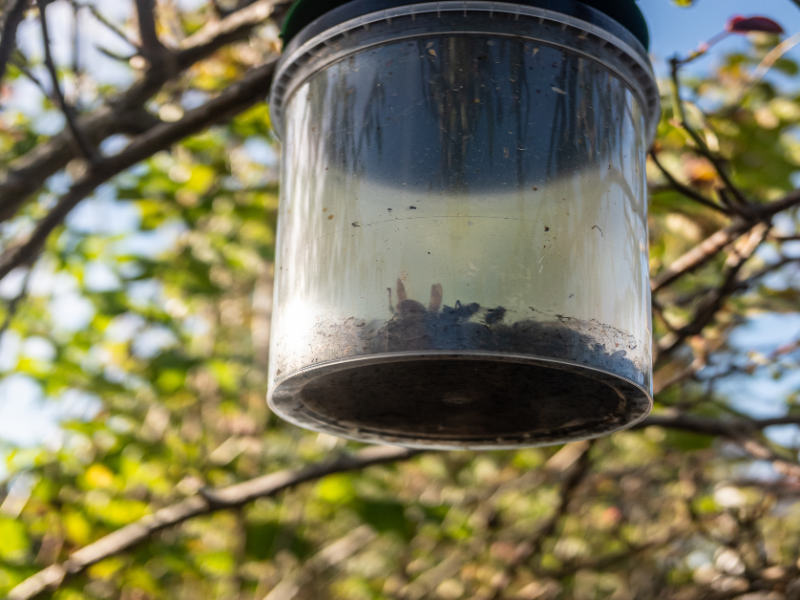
<box><xmin>267</xmin><ymin>0</ymin><xmax>660</xmax><ymax>449</ymax></box>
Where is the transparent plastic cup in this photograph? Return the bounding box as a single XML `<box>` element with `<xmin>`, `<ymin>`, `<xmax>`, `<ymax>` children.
<box><xmin>268</xmin><ymin>1</ymin><xmax>660</xmax><ymax>449</ymax></box>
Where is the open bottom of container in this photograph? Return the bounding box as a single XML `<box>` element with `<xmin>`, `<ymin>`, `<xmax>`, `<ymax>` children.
<box><xmin>268</xmin><ymin>352</ymin><xmax>653</xmax><ymax>450</ymax></box>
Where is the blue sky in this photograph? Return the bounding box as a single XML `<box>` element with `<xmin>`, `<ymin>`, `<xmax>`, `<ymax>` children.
<box><xmin>643</xmin><ymin>0</ymin><xmax>800</xmax><ymax>71</ymax></box>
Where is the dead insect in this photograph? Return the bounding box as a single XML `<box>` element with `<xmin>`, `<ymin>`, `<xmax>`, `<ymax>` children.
<box><xmin>389</xmin><ymin>279</ymin><xmax>443</xmax><ymax>315</ymax></box>
<box><xmin>441</xmin><ymin>300</ymin><xmax>481</xmax><ymax>322</ymax></box>
<box><xmin>485</xmin><ymin>306</ymin><xmax>507</xmax><ymax>325</ymax></box>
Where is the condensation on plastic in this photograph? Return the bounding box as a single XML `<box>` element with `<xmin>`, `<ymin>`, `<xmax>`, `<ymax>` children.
<box><xmin>267</xmin><ymin>3</ymin><xmax>659</xmax><ymax>449</ymax></box>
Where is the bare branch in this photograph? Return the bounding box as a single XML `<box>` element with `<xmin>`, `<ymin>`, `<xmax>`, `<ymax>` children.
<box><xmin>651</xmin><ymin>219</ymin><xmax>751</xmax><ymax>292</ymax></box>
<box><xmin>639</xmin><ymin>413</ymin><xmax>800</xmax><ymax>478</ymax></box>
<box><xmin>8</xmin><ymin>445</ymin><xmax>419</xmax><ymax>600</ymax></box>
<box><xmin>0</xmin><ymin>0</ymin><xmax>286</xmax><ymax>228</ymax></box>
<box><xmin>0</xmin><ymin>58</ymin><xmax>278</xmax><ymax>282</ymax></box>
<box><xmin>37</xmin><ymin>0</ymin><xmax>96</xmax><ymax>162</ymax></box>
<box><xmin>133</xmin><ymin>0</ymin><xmax>169</xmax><ymax>60</ymax></box>
<box><xmin>0</xmin><ymin>0</ymin><xmax>28</xmax><ymax>85</ymax></box>
<box><xmin>178</xmin><ymin>0</ymin><xmax>291</xmax><ymax>64</ymax></box>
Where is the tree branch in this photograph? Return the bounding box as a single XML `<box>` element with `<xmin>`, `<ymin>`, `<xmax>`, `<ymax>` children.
<box><xmin>178</xmin><ymin>0</ymin><xmax>290</xmax><ymax>64</ymax></box>
<box><xmin>0</xmin><ymin>0</ymin><xmax>288</xmax><ymax>228</ymax></box>
<box><xmin>657</xmin><ymin>224</ymin><xmax>769</xmax><ymax>360</ymax></box>
<box><xmin>11</xmin><ymin>410</ymin><xmax>800</xmax><ymax>600</ymax></box>
<box><xmin>133</xmin><ymin>0</ymin><xmax>168</xmax><ymax>58</ymax></box>
<box><xmin>7</xmin><ymin>445</ymin><xmax>420</xmax><ymax>600</ymax></box>
<box><xmin>651</xmin><ymin>190</ymin><xmax>800</xmax><ymax>293</ymax></box>
<box><xmin>640</xmin><ymin>413</ymin><xmax>800</xmax><ymax>479</ymax></box>
<box><xmin>652</xmin><ymin>219</ymin><xmax>751</xmax><ymax>292</ymax></box>
<box><xmin>650</xmin><ymin>150</ymin><xmax>730</xmax><ymax>215</ymax></box>
<box><xmin>0</xmin><ymin>0</ymin><xmax>28</xmax><ymax>86</ymax></box>
<box><xmin>0</xmin><ymin>58</ymin><xmax>278</xmax><ymax>281</ymax></box>
<box><xmin>37</xmin><ymin>0</ymin><xmax>96</xmax><ymax>162</ymax></box>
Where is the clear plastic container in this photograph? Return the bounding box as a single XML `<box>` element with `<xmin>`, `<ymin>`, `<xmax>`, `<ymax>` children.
<box><xmin>268</xmin><ymin>1</ymin><xmax>660</xmax><ymax>449</ymax></box>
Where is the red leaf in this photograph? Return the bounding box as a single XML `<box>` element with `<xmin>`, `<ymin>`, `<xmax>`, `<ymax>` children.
<box><xmin>726</xmin><ymin>15</ymin><xmax>784</xmax><ymax>35</ymax></box>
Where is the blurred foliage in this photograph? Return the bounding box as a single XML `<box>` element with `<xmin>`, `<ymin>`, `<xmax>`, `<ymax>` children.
<box><xmin>0</xmin><ymin>2</ymin><xmax>799</xmax><ymax>600</ymax></box>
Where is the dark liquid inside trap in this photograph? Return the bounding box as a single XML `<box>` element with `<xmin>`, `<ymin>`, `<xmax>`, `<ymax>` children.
<box><xmin>299</xmin><ymin>358</ymin><xmax>633</xmax><ymax>443</ymax></box>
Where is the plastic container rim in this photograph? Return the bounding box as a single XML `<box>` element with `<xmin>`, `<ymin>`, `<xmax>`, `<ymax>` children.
<box><xmin>269</xmin><ymin>0</ymin><xmax>661</xmax><ymax>143</ymax></box>
<box><xmin>267</xmin><ymin>350</ymin><xmax>654</xmax><ymax>451</ymax></box>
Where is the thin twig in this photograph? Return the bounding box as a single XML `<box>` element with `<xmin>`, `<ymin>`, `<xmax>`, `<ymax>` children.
<box><xmin>0</xmin><ymin>0</ymin><xmax>29</xmax><ymax>85</ymax></box>
<box><xmin>95</xmin><ymin>46</ymin><xmax>137</xmax><ymax>63</ymax></box>
<box><xmin>37</xmin><ymin>0</ymin><xmax>96</xmax><ymax>162</ymax></box>
<box><xmin>669</xmin><ymin>254</ymin><xmax>800</xmax><ymax>308</ymax></box>
<box><xmin>7</xmin><ymin>445</ymin><xmax>420</xmax><ymax>600</ymax></box>
<box><xmin>77</xmin><ymin>2</ymin><xmax>140</xmax><ymax>51</ymax></box>
<box><xmin>747</xmin><ymin>30</ymin><xmax>800</xmax><ymax>94</ymax></box>
<box><xmin>670</xmin><ymin>56</ymin><xmax>751</xmax><ymax>209</ymax></box>
<box><xmin>650</xmin><ymin>150</ymin><xmax>730</xmax><ymax>215</ymax></box>
<box><xmin>9</xmin><ymin>57</ymin><xmax>49</xmax><ymax>97</ymax></box>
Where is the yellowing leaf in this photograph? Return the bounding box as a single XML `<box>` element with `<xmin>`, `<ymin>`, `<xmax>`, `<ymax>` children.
<box><xmin>85</xmin><ymin>464</ymin><xmax>115</xmax><ymax>489</ymax></box>
<box><xmin>88</xmin><ymin>557</ymin><xmax>127</xmax><ymax>580</ymax></box>
<box><xmin>64</xmin><ymin>510</ymin><xmax>93</xmax><ymax>546</ymax></box>
<box><xmin>315</xmin><ymin>474</ymin><xmax>356</xmax><ymax>504</ymax></box>
<box><xmin>186</xmin><ymin>164</ymin><xmax>217</xmax><ymax>194</ymax></box>
<box><xmin>0</xmin><ymin>518</ymin><xmax>30</xmax><ymax>563</ymax></box>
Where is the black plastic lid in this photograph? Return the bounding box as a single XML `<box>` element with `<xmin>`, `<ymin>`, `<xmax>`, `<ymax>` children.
<box><xmin>281</xmin><ymin>0</ymin><xmax>650</xmax><ymax>50</ymax></box>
